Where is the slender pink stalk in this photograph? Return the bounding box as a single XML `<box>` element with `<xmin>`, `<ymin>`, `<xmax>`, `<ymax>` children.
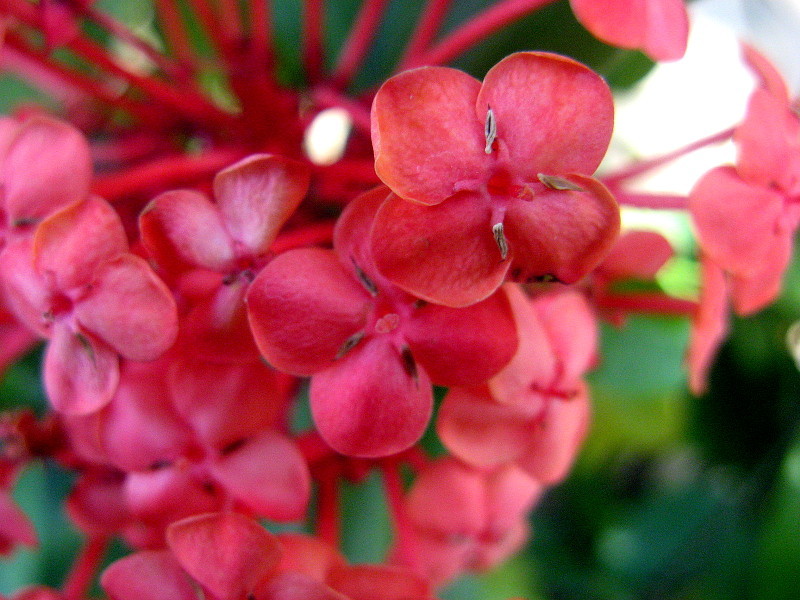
<box><xmin>595</xmin><ymin>292</ymin><xmax>698</xmax><ymax>316</ymax></box>
<box><xmin>61</xmin><ymin>535</ymin><xmax>109</xmax><ymax>600</ymax></box>
<box><xmin>249</xmin><ymin>0</ymin><xmax>274</xmax><ymax>66</ymax></box>
<box><xmin>397</xmin><ymin>0</ymin><xmax>453</xmax><ymax>71</ymax></box>
<box><xmin>331</xmin><ymin>0</ymin><xmax>391</xmax><ymax>89</ymax></box>
<box><xmin>613</xmin><ymin>192</ymin><xmax>690</xmax><ymax>210</ymax></box>
<box><xmin>603</xmin><ymin>127</ymin><xmax>736</xmax><ymax>185</ymax></box>
<box><xmin>381</xmin><ymin>461</ymin><xmax>416</xmax><ymax>566</ymax></box>
<box><xmin>93</xmin><ymin>150</ymin><xmax>243</xmax><ymax>200</ymax></box>
<box><xmin>303</xmin><ymin>0</ymin><xmax>326</xmax><ymax>83</ymax></box>
<box><xmin>316</xmin><ymin>464</ymin><xmax>341</xmax><ymax>548</ymax></box>
<box><xmin>408</xmin><ymin>0</ymin><xmax>555</xmax><ymax>68</ymax></box>
<box><xmin>218</xmin><ymin>0</ymin><xmax>243</xmax><ymax>46</ymax></box>
<box><xmin>184</xmin><ymin>0</ymin><xmax>228</xmax><ymax>58</ymax></box>
<box><xmin>153</xmin><ymin>0</ymin><xmax>197</xmax><ymax>68</ymax></box>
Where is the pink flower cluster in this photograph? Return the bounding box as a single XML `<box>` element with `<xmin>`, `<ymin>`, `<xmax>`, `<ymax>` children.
<box><xmin>4</xmin><ymin>0</ymin><xmax>797</xmax><ymax>599</ymax></box>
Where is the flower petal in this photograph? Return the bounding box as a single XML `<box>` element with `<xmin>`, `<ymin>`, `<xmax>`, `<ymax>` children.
<box><xmin>2</xmin><ymin>116</ymin><xmax>92</xmax><ymax>228</ymax></box>
<box><xmin>327</xmin><ymin>565</ymin><xmax>433</xmax><ymax>600</ymax></box>
<box><xmin>43</xmin><ymin>323</ymin><xmax>119</xmax><ymax>415</ymax></box>
<box><xmin>140</xmin><ymin>190</ymin><xmax>236</xmax><ymax>273</ymax></box>
<box><xmin>371</xmin><ymin>192</ymin><xmax>508</xmax><ymax>308</ymax></box>
<box><xmin>371</xmin><ymin>66</ymin><xmax>485</xmax><ymax>206</ymax></box>
<box><xmin>74</xmin><ymin>255</ymin><xmax>178</xmax><ymax>361</ymax></box>
<box><xmin>246</xmin><ymin>248</ymin><xmax>369</xmax><ymax>375</ymax></box>
<box><xmin>405</xmin><ymin>288</ymin><xmax>517</xmax><ymax>387</ymax></box>
<box><xmin>686</xmin><ymin>258</ymin><xmax>729</xmax><ymax>395</ymax></box>
<box><xmin>101</xmin><ymin>551</ymin><xmax>198</xmax><ymax>600</ymax></box>
<box><xmin>213</xmin><ymin>154</ymin><xmax>310</xmax><ymax>254</ymax></box>
<box><xmin>310</xmin><ymin>337</ymin><xmax>433</xmax><ymax>457</ymax></box>
<box><xmin>504</xmin><ymin>174</ymin><xmax>620</xmax><ymax>284</ymax></box>
<box><xmin>477</xmin><ymin>52</ymin><xmax>613</xmax><ymax>177</ymax></box>
<box><xmin>167</xmin><ymin>512</ymin><xmax>281</xmax><ymax>600</ymax></box>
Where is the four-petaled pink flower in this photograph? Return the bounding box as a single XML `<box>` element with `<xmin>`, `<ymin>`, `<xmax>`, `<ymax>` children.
<box><xmin>369</xmin><ymin>51</ymin><xmax>620</xmax><ymax>307</ymax></box>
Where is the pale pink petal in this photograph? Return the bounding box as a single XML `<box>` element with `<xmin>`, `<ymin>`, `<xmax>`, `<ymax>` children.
<box><xmin>570</xmin><ymin>0</ymin><xmax>689</xmax><ymax>61</ymax></box>
<box><xmin>166</xmin><ymin>512</ymin><xmax>281</xmax><ymax>600</ymax></box>
<box><xmin>741</xmin><ymin>43</ymin><xmax>790</xmax><ymax>105</ymax></box>
<box><xmin>689</xmin><ymin>166</ymin><xmax>784</xmax><ymax>278</ymax></box>
<box><xmin>327</xmin><ymin>565</ymin><xmax>433</xmax><ymax>600</ymax></box>
<box><xmin>2</xmin><ymin>116</ymin><xmax>92</xmax><ymax>227</ymax></box>
<box><xmin>213</xmin><ymin>154</ymin><xmax>310</xmax><ymax>255</ymax></box>
<box><xmin>437</xmin><ymin>386</ymin><xmax>544</xmax><ymax>468</ymax></box>
<box><xmin>371</xmin><ymin>192</ymin><xmax>509</xmax><ymax>308</ymax></box>
<box><xmin>686</xmin><ymin>259</ymin><xmax>729</xmax><ymax>395</ymax></box>
<box><xmin>598</xmin><ymin>230</ymin><xmax>673</xmax><ymax>281</ymax></box>
<box><xmin>43</xmin><ymin>323</ymin><xmax>119</xmax><ymax>415</ymax></box>
<box><xmin>101</xmin><ymin>551</ymin><xmax>198</xmax><ymax>600</ymax></box>
<box><xmin>209</xmin><ymin>430</ymin><xmax>311</xmax><ymax>521</ymax></box>
<box><xmin>34</xmin><ymin>197</ymin><xmax>128</xmax><ymax>292</ymax></box>
<box><xmin>124</xmin><ymin>467</ymin><xmax>221</xmax><ymax>523</ymax></box>
<box><xmin>310</xmin><ymin>337</ymin><xmax>433</xmax><ymax>457</ymax></box>
<box><xmin>140</xmin><ymin>190</ymin><xmax>236</xmax><ymax>273</ymax></box>
<box><xmin>478</xmin><ymin>52</ymin><xmax>614</xmax><ymax>176</ymax></box>
<box><xmin>371</xmin><ymin>67</ymin><xmax>486</xmax><ymax>206</ymax></box>
<box><xmin>74</xmin><ymin>254</ymin><xmax>178</xmax><ymax>361</ymax></box>
<box><xmin>333</xmin><ymin>186</ymin><xmax>390</xmax><ymax>281</ymax></box>
<box><xmin>246</xmin><ymin>248</ymin><xmax>369</xmax><ymax>375</ymax></box>
<box><xmin>0</xmin><ymin>238</ymin><xmax>51</xmax><ymax>337</ymax></box>
<box><xmin>275</xmin><ymin>534</ymin><xmax>346</xmax><ymax>580</ymax></box>
<box><xmin>517</xmin><ymin>385</ymin><xmax>591</xmax><ymax>484</ymax></box>
<box><xmin>260</xmin><ymin>573</ymin><xmax>348</xmax><ymax>600</ymax></box>
<box><xmin>404</xmin><ymin>288</ymin><xmax>517</xmax><ymax>386</ymax></box>
<box><xmin>504</xmin><ymin>174</ymin><xmax>620</xmax><ymax>285</ymax></box>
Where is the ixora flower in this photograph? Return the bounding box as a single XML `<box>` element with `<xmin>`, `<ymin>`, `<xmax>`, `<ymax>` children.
<box><xmin>370</xmin><ymin>51</ymin><xmax>620</xmax><ymax>307</ymax></box>
<box><xmin>246</xmin><ymin>187</ymin><xmax>518</xmax><ymax>457</ymax></box>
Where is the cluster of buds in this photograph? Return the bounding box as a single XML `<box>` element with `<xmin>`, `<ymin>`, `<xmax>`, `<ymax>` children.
<box><xmin>0</xmin><ymin>0</ymin><xmax>795</xmax><ymax>599</ymax></box>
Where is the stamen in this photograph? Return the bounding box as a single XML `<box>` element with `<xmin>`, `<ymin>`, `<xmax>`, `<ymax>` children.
<box><xmin>336</xmin><ymin>331</ymin><xmax>365</xmax><ymax>359</ymax></box>
<box><xmin>538</xmin><ymin>173</ymin><xmax>585</xmax><ymax>192</ymax></box>
<box><xmin>492</xmin><ymin>222</ymin><xmax>508</xmax><ymax>260</ymax></box>
<box><xmin>484</xmin><ymin>106</ymin><xmax>497</xmax><ymax>154</ymax></box>
<box><xmin>351</xmin><ymin>258</ymin><xmax>378</xmax><ymax>296</ymax></box>
<box><xmin>400</xmin><ymin>346</ymin><xmax>418</xmax><ymax>382</ymax></box>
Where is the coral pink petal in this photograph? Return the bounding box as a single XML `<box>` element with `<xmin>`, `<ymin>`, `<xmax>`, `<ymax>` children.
<box><xmin>0</xmin><ymin>308</ymin><xmax>37</xmax><ymax>374</ymax></box>
<box><xmin>371</xmin><ymin>67</ymin><xmax>485</xmax><ymax>206</ymax></box>
<box><xmin>3</xmin><ymin>116</ymin><xmax>92</xmax><ymax>226</ymax></box>
<box><xmin>260</xmin><ymin>573</ymin><xmax>348</xmax><ymax>600</ymax></box>
<box><xmin>438</xmin><ymin>386</ymin><xmax>543</xmax><ymax>468</ymax></box>
<box><xmin>66</xmin><ymin>471</ymin><xmax>130</xmax><ymax>535</ymax></box>
<box><xmin>534</xmin><ymin>290</ymin><xmax>598</xmax><ymax>388</ymax></box>
<box><xmin>741</xmin><ymin>43</ymin><xmax>790</xmax><ymax>104</ymax></box>
<box><xmin>570</xmin><ymin>0</ymin><xmax>688</xmax><ymax>61</ymax></box>
<box><xmin>735</xmin><ymin>89</ymin><xmax>800</xmax><ymax>192</ymax></box>
<box><xmin>43</xmin><ymin>324</ymin><xmax>119</xmax><ymax>415</ymax></box>
<box><xmin>689</xmin><ymin>166</ymin><xmax>784</xmax><ymax>277</ymax></box>
<box><xmin>687</xmin><ymin>258</ymin><xmax>729</xmax><ymax>395</ymax></box>
<box><xmin>599</xmin><ymin>230</ymin><xmax>673</xmax><ymax>280</ymax></box>
<box><xmin>310</xmin><ymin>337</ymin><xmax>433</xmax><ymax>458</ymax></box>
<box><xmin>486</xmin><ymin>466</ymin><xmax>542</xmax><ymax>529</ymax></box>
<box><xmin>34</xmin><ymin>197</ymin><xmax>128</xmax><ymax>292</ymax></box>
<box><xmin>246</xmin><ymin>248</ymin><xmax>369</xmax><ymax>375</ymax></box>
<box><xmin>0</xmin><ymin>491</ymin><xmax>38</xmax><ymax>552</ymax></box>
<box><xmin>209</xmin><ymin>430</ymin><xmax>311</xmax><ymax>521</ymax></box>
<box><xmin>478</xmin><ymin>52</ymin><xmax>613</xmax><ymax>176</ymax></box>
<box><xmin>729</xmin><ymin>233</ymin><xmax>792</xmax><ymax>315</ymax></box>
<box><xmin>505</xmin><ymin>174</ymin><xmax>620</xmax><ymax>284</ymax></box>
<box><xmin>213</xmin><ymin>154</ymin><xmax>310</xmax><ymax>254</ymax></box>
<box><xmin>140</xmin><ymin>190</ymin><xmax>236</xmax><ymax>273</ymax></box>
<box><xmin>517</xmin><ymin>385</ymin><xmax>591</xmax><ymax>485</ymax></box>
<box><xmin>327</xmin><ymin>565</ymin><xmax>433</xmax><ymax>600</ymax></box>
<box><xmin>169</xmin><ymin>359</ymin><xmax>284</xmax><ymax>449</ymax></box>
<box><xmin>333</xmin><ymin>186</ymin><xmax>390</xmax><ymax>280</ymax></box>
<box><xmin>167</xmin><ymin>512</ymin><xmax>281</xmax><ymax>600</ymax></box>
<box><xmin>372</xmin><ymin>192</ymin><xmax>509</xmax><ymax>308</ymax></box>
<box><xmin>488</xmin><ymin>285</ymin><xmax>557</xmax><ymax>405</ymax></box>
<box><xmin>0</xmin><ymin>238</ymin><xmax>51</xmax><ymax>337</ymax></box>
<box><xmin>275</xmin><ymin>534</ymin><xmax>347</xmax><ymax>580</ymax></box>
<box><xmin>74</xmin><ymin>255</ymin><xmax>178</xmax><ymax>361</ymax></box>
<box><xmin>405</xmin><ymin>289</ymin><xmax>517</xmax><ymax>387</ymax></box>
<box><xmin>101</xmin><ymin>551</ymin><xmax>198</xmax><ymax>600</ymax></box>
<box><xmin>124</xmin><ymin>467</ymin><xmax>220</xmax><ymax>522</ymax></box>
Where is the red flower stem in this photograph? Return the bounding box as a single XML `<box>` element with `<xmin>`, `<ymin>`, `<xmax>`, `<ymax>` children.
<box><xmin>271</xmin><ymin>221</ymin><xmax>336</xmax><ymax>254</ymax></box>
<box><xmin>603</xmin><ymin>127</ymin><xmax>736</xmax><ymax>186</ymax></box>
<box><xmin>595</xmin><ymin>292</ymin><xmax>698</xmax><ymax>316</ymax></box>
<box><xmin>81</xmin><ymin>4</ymin><xmax>191</xmax><ymax>83</ymax></box>
<box><xmin>613</xmin><ymin>192</ymin><xmax>689</xmax><ymax>210</ymax></box>
<box><xmin>297</xmin><ymin>431</ymin><xmax>336</xmax><ymax>465</ymax></box>
<box><xmin>249</xmin><ymin>0</ymin><xmax>275</xmax><ymax>66</ymax></box>
<box><xmin>397</xmin><ymin>0</ymin><xmax>453</xmax><ymax>71</ymax></box>
<box><xmin>92</xmin><ymin>149</ymin><xmax>243</xmax><ymax>200</ymax></box>
<box><xmin>3</xmin><ymin>34</ymin><xmax>163</xmax><ymax>125</ymax></box>
<box><xmin>381</xmin><ymin>460</ymin><xmax>416</xmax><ymax>565</ymax></box>
<box><xmin>218</xmin><ymin>0</ymin><xmax>243</xmax><ymax>47</ymax></box>
<box><xmin>153</xmin><ymin>0</ymin><xmax>197</xmax><ymax>68</ymax></box>
<box><xmin>184</xmin><ymin>0</ymin><xmax>228</xmax><ymax>58</ymax></box>
<box><xmin>66</xmin><ymin>36</ymin><xmax>234</xmax><ymax>127</ymax></box>
<box><xmin>61</xmin><ymin>535</ymin><xmax>109</xmax><ymax>600</ymax></box>
<box><xmin>331</xmin><ymin>0</ymin><xmax>391</xmax><ymax>89</ymax></box>
<box><xmin>409</xmin><ymin>0</ymin><xmax>555</xmax><ymax>68</ymax></box>
<box><xmin>316</xmin><ymin>464</ymin><xmax>341</xmax><ymax>547</ymax></box>
<box><xmin>311</xmin><ymin>85</ymin><xmax>372</xmax><ymax>133</ymax></box>
<box><xmin>303</xmin><ymin>0</ymin><xmax>326</xmax><ymax>84</ymax></box>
